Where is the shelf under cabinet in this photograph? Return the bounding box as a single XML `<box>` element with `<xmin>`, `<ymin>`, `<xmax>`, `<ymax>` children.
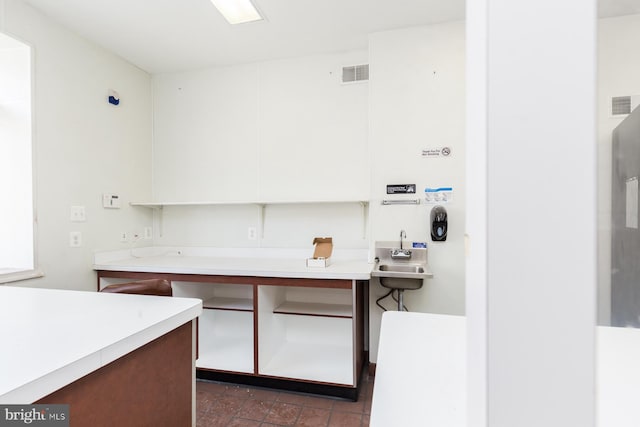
<box><xmin>259</xmin><ymin>341</ymin><xmax>353</xmax><ymax>385</ymax></box>
<box><xmin>273</xmin><ymin>301</ymin><xmax>352</xmax><ymax>318</ymax></box>
<box><xmin>203</xmin><ymin>297</ymin><xmax>253</xmax><ymax>312</ymax></box>
<box><xmin>198</xmin><ymin>310</ymin><xmax>254</xmax><ymax>374</ymax></box>
<box><xmin>197</xmin><ymin>335</ymin><xmax>254</xmax><ymax>374</ymax></box>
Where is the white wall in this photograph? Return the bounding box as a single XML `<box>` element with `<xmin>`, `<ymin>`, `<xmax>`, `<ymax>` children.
<box><xmin>597</xmin><ymin>14</ymin><xmax>640</xmax><ymax>325</ymax></box>
<box><xmin>367</xmin><ymin>22</ymin><xmax>466</xmax><ymax>361</ymax></box>
<box><xmin>152</xmin><ymin>50</ymin><xmax>370</xmax><ymax>250</ymax></box>
<box><xmin>151</xmin><ymin>23</ymin><xmax>466</xmax><ymax>363</ymax></box>
<box><xmin>152</xmin><ymin>64</ymin><xmax>261</xmax><ymax>202</ymax></box>
<box><xmin>156</xmin><ymin>203</ymin><xmax>369</xmax><ymax>250</ymax></box>
<box><xmin>152</xmin><ymin>51</ymin><xmax>369</xmax><ymax>203</ymax></box>
<box><xmin>465</xmin><ymin>0</ymin><xmax>487</xmax><ymax>422</ymax></box>
<box><xmin>1</xmin><ymin>0</ymin><xmax>153</xmax><ymax>291</ymax></box>
<box><xmin>258</xmin><ymin>55</ymin><xmax>369</xmax><ymax>202</ymax></box>
<box><xmin>467</xmin><ymin>0</ymin><xmax>596</xmax><ymax>425</ymax></box>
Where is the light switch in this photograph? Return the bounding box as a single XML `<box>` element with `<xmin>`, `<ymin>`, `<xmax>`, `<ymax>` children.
<box><xmin>70</xmin><ymin>206</ymin><xmax>86</xmax><ymax>222</ymax></box>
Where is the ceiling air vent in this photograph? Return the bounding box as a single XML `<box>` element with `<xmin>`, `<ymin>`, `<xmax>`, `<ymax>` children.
<box><xmin>342</xmin><ymin>64</ymin><xmax>369</xmax><ymax>84</ymax></box>
<box><xmin>611</xmin><ymin>95</ymin><xmax>640</xmax><ymax>117</ymax></box>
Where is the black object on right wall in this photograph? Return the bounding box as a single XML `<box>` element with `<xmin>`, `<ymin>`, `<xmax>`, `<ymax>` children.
<box><xmin>430</xmin><ymin>205</ymin><xmax>448</xmax><ymax>242</ymax></box>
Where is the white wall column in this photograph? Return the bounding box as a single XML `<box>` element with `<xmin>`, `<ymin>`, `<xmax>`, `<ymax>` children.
<box><xmin>466</xmin><ymin>1</ymin><xmax>597</xmax><ymax>426</ymax></box>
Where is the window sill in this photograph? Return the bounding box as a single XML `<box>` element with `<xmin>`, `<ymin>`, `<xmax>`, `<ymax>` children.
<box><xmin>0</xmin><ymin>269</ymin><xmax>44</xmax><ymax>284</ymax></box>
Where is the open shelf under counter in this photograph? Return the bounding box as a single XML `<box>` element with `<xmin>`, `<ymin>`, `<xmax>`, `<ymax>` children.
<box><xmin>94</xmin><ymin>271</ymin><xmax>367</xmax><ymax>399</ymax></box>
<box><xmin>259</xmin><ymin>341</ymin><xmax>353</xmax><ymax>386</ymax></box>
<box><xmin>203</xmin><ymin>296</ymin><xmax>253</xmax><ymax>312</ymax></box>
<box><xmin>198</xmin><ymin>309</ymin><xmax>254</xmax><ymax>374</ymax></box>
<box><xmin>273</xmin><ymin>301</ymin><xmax>352</xmax><ymax>318</ymax></box>
<box><xmin>197</xmin><ymin>335</ymin><xmax>254</xmax><ymax>374</ymax></box>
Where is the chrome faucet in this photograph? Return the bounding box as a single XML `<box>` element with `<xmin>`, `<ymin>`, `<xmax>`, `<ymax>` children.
<box><xmin>391</xmin><ymin>230</ymin><xmax>412</xmax><ymax>259</ymax></box>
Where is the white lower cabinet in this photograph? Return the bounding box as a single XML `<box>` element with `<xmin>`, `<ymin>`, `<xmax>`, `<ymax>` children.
<box><xmin>95</xmin><ymin>271</ymin><xmax>365</xmax><ymax>397</ymax></box>
<box><xmin>257</xmin><ymin>285</ymin><xmax>354</xmax><ymax>385</ymax></box>
<box><xmin>172</xmin><ymin>281</ymin><xmax>254</xmax><ymax>374</ymax></box>
<box><xmin>197</xmin><ymin>309</ymin><xmax>254</xmax><ymax>373</ymax></box>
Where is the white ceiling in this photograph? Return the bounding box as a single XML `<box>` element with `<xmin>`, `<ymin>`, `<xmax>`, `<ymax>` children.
<box><xmin>19</xmin><ymin>0</ymin><xmax>640</xmax><ymax>74</ymax></box>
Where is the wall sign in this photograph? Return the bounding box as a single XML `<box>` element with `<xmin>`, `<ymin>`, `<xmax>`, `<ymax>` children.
<box><xmin>421</xmin><ymin>146</ymin><xmax>452</xmax><ymax>158</ymax></box>
<box><xmin>424</xmin><ymin>187</ymin><xmax>453</xmax><ymax>204</ymax></box>
<box><xmin>386</xmin><ymin>184</ymin><xmax>416</xmax><ymax>194</ymax></box>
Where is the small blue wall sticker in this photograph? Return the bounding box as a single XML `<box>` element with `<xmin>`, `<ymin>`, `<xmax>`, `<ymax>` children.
<box><xmin>108</xmin><ymin>89</ymin><xmax>120</xmax><ymax>106</ymax></box>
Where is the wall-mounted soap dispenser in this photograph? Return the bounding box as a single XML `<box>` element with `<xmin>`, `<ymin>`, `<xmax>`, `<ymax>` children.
<box><xmin>430</xmin><ymin>205</ymin><xmax>448</xmax><ymax>242</ymax></box>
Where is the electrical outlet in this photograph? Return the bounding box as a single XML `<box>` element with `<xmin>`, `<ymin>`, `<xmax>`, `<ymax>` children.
<box><xmin>70</xmin><ymin>206</ymin><xmax>86</xmax><ymax>222</ymax></box>
<box><xmin>247</xmin><ymin>227</ymin><xmax>257</xmax><ymax>240</ymax></box>
<box><xmin>144</xmin><ymin>227</ymin><xmax>153</xmax><ymax>240</ymax></box>
<box><xmin>69</xmin><ymin>231</ymin><xmax>82</xmax><ymax>247</ymax></box>
<box><xmin>120</xmin><ymin>232</ymin><xmax>128</xmax><ymax>243</ymax></box>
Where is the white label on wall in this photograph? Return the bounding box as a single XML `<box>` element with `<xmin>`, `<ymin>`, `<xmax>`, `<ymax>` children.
<box><xmin>421</xmin><ymin>146</ymin><xmax>452</xmax><ymax>158</ymax></box>
<box><xmin>102</xmin><ymin>193</ymin><xmax>121</xmax><ymax>209</ymax></box>
<box><xmin>626</xmin><ymin>177</ymin><xmax>638</xmax><ymax>229</ymax></box>
<box><xmin>425</xmin><ymin>187</ymin><xmax>453</xmax><ymax>204</ymax></box>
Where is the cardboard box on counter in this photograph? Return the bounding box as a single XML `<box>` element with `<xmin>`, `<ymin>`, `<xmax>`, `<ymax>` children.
<box><xmin>306</xmin><ymin>237</ymin><xmax>333</xmax><ymax>267</ymax></box>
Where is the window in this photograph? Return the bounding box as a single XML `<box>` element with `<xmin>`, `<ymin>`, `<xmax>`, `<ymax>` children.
<box><xmin>0</xmin><ymin>32</ymin><xmax>38</xmax><ymax>283</ymax></box>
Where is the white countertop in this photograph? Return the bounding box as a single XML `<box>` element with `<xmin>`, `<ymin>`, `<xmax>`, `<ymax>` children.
<box><xmin>597</xmin><ymin>325</ymin><xmax>640</xmax><ymax>426</ymax></box>
<box><xmin>371</xmin><ymin>311</ymin><xmax>640</xmax><ymax>427</ymax></box>
<box><xmin>93</xmin><ymin>247</ymin><xmax>373</xmax><ymax>280</ymax></box>
<box><xmin>370</xmin><ymin>312</ymin><xmax>466</xmax><ymax>427</ymax></box>
<box><xmin>0</xmin><ymin>286</ymin><xmax>202</xmax><ymax>403</ymax></box>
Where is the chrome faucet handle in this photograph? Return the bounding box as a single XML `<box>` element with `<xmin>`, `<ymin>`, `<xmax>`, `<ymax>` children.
<box><xmin>391</xmin><ymin>248</ymin><xmax>412</xmax><ymax>259</ymax></box>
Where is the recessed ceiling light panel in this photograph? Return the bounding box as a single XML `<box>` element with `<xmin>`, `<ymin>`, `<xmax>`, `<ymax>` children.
<box><xmin>210</xmin><ymin>0</ymin><xmax>263</xmax><ymax>25</ymax></box>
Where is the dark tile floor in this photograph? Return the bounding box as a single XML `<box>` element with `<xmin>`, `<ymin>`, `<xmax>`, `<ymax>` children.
<box><xmin>196</xmin><ymin>372</ymin><xmax>374</xmax><ymax>427</ymax></box>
